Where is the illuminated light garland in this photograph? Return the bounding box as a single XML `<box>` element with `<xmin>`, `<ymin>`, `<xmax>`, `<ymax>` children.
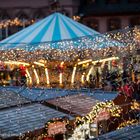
<box><xmin>75</xmin><ymin>100</ymin><xmax>123</xmax><ymax>126</ymax></box>
<box><xmin>131</xmin><ymin>100</ymin><xmax>140</xmax><ymax>110</ymax></box>
<box><xmin>0</xmin><ymin>18</ymin><xmax>35</xmax><ymax>29</ymax></box>
<box><xmin>117</xmin><ymin>119</ymin><xmax>139</xmax><ymax>129</ymax></box>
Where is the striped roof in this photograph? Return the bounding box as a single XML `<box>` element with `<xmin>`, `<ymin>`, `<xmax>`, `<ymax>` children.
<box><xmin>0</xmin><ymin>13</ymin><xmax>124</xmax><ymax>50</ymax></box>
<box><xmin>0</xmin><ymin>13</ymin><xmax>99</xmax><ymax>44</ymax></box>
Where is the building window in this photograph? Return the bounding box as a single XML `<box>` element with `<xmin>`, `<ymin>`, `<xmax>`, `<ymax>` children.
<box><xmin>2</xmin><ymin>29</ymin><xmax>6</xmax><ymax>40</ymax></box>
<box><xmin>106</xmin><ymin>0</ymin><xmax>120</xmax><ymax>4</ymax></box>
<box><xmin>130</xmin><ymin>17</ymin><xmax>140</xmax><ymax>27</ymax></box>
<box><xmin>128</xmin><ymin>0</ymin><xmax>140</xmax><ymax>3</ymax></box>
<box><xmin>107</xmin><ymin>18</ymin><xmax>121</xmax><ymax>31</ymax></box>
<box><xmin>33</xmin><ymin>10</ymin><xmax>45</xmax><ymax>19</ymax></box>
<box><xmin>86</xmin><ymin>19</ymin><xmax>99</xmax><ymax>31</ymax></box>
<box><xmin>87</xmin><ymin>0</ymin><xmax>97</xmax><ymax>4</ymax></box>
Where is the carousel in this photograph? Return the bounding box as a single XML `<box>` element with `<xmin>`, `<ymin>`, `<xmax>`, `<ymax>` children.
<box><xmin>0</xmin><ymin>12</ymin><xmax>129</xmax><ymax>89</ymax></box>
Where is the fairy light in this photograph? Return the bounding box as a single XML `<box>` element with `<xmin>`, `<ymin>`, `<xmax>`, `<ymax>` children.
<box><xmin>117</xmin><ymin>119</ymin><xmax>139</xmax><ymax>129</ymax></box>
<box><xmin>0</xmin><ymin>18</ymin><xmax>35</xmax><ymax>29</ymax></box>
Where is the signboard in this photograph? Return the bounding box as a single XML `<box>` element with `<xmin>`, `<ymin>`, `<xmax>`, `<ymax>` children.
<box><xmin>48</xmin><ymin>121</ymin><xmax>66</xmax><ymax>136</ymax></box>
<box><xmin>95</xmin><ymin>109</ymin><xmax>110</xmax><ymax>122</ymax></box>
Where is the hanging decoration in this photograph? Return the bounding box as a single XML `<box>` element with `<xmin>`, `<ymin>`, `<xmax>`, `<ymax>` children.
<box><xmin>0</xmin><ymin>18</ymin><xmax>35</xmax><ymax>29</ymax></box>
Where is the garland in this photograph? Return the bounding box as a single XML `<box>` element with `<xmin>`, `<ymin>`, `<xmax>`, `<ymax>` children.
<box><xmin>117</xmin><ymin>119</ymin><xmax>139</xmax><ymax>129</ymax></box>
<box><xmin>75</xmin><ymin>100</ymin><xmax>122</xmax><ymax>126</ymax></box>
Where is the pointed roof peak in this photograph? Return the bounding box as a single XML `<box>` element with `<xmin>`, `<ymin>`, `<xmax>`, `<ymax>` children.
<box><xmin>1</xmin><ymin>12</ymin><xmax>99</xmax><ymax>45</ymax></box>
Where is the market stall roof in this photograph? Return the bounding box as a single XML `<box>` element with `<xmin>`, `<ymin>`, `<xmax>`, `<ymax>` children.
<box><xmin>0</xmin><ymin>13</ymin><xmax>123</xmax><ymax>51</ymax></box>
<box><xmin>90</xmin><ymin>124</ymin><xmax>140</xmax><ymax>140</ymax></box>
<box><xmin>1</xmin><ymin>86</ymin><xmax>117</xmax><ymax>102</ymax></box>
<box><xmin>0</xmin><ymin>88</ymin><xmax>30</xmax><ymax>109</ymax></box>
<box><xmin>0</xmin><ymin>103</ymin><xmax>72</xmax><ymax>139</ymax></box>
<box><xmin>46</xmin><ymin>94</ymin><xmax>100</xmax><ymax>116</ymax></box>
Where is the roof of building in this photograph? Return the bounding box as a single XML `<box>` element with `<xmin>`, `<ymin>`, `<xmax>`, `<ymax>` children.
<box><xmin>0</xmin><ymin>13</ymin><xmax>99</xmax><ymax>49</ymax></box>
<box><xmin>1</xmin><ymin>86</ymin><xmax>117</xmax><ymax>102</ymax></box>
<box><xmin>0</xmin><ymin>87</ymin><xmax>30</xmax><ymax>109</ymax></box>
<box><xmin>46</xmin><ymin>94</ymin><xmax>100</xmax><ymax>116</ymax></box>
<box><xmin>90</xmin><ymin>124</ymin><xmax>140</xmax><ymax>140</ymax></box>
<box><xmin>0</xmin><ymin>12</ymin><xmax>123</xmax><ymax>51</ymax></box>
<box><xmin>0</xmin><ymin>103</ymin><xmax>72</xmax><ymax>139</ymax></box>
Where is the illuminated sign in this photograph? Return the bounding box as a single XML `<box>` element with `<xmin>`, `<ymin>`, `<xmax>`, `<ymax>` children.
<box><xmin>48</xmin><ymin>121</ymin><xmax>66</xmax><ymax>136</ymax></box>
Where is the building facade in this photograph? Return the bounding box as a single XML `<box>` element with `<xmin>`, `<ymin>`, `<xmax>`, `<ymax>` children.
<box><xmin>0</xmin><ymin>0</ymin><xmax>80</xmax><ymax>40</ymax></box>
<box><xmin>79</xmin><ymin>0</ymin><xmax>140</xmax><ymax>33</ymax></box>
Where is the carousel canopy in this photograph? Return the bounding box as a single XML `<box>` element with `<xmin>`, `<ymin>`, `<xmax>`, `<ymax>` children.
<box><xmin>0</xmin><ymin>13</ymin><xmax>123</xmax><ymax>51</ymax></box>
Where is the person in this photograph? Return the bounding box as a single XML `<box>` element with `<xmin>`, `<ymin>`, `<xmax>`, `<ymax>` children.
<box><xmin>131</xmin><ymin>80</ymin><xmax>138</xmax><ymax>100</ymax></box>
<box><xmin>104</xmin><ymin>81</ymin><xmax>112</xmax><ymax>91</ymax></box>
<box><xmin>122</xmin><ymin>81</ymin><xmax>134</xmax><ymax>99</ymax></box>
<box><xmin>19</xmin><ymin>65</ymin><xmax>27</xmax><ymax>86</ymax></box>
<box><xmin>137</xmin><ymin>77</ymin><xmax>140</xmax><ymax>100</ymax></box>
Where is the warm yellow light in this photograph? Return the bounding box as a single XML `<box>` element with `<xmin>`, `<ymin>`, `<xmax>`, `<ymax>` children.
<box><xmin>33</xmin><ymin>67</ymin><xmax>40</xmax><ymax>84</ymax></box>
<box><xmin>81</xmin><ymin>73</ymin><xmax>85</xmax><ymax>84</ymax></box>
<box><xmin>92</xmin><ymin>57</ymin><xmax>119</xmax><ymax>64</ymax></box>
<box><xmin>60</xmin><ymin>73</ymin><xmax>63</xmax><ymax>84</ymax></box>
<box><xmin>25</xmin><ymin>68</ymin><xmax>32</xmax><ymax>85</ymax></box>
<box><xmin>86</xmin><ymin>66</ymin><xmax>94</xmax><ymax>81</ymax></box>
<box><xmin>45</xmin><ymin>68</ymin><xmax>50</xmax><ymax>85</ymax></box>
<box><xmin>78</xmin><ymin>59</ymin><xmax>92</xmax><ymax>65</ymax></box>
<box><xmin>34</xmin><ymin>61</ymin><xmax>45</xmax><ymax>67</ymax></box>
<box><xmin>4</xmin><ymin>61</ymin><xmax>30</xmax><ymax>66</ymax></box>
<box><xmin>71</xmin><ymin>66</ymin><xmax>77</xmax><ymax>84</ymax></box>
<box><xmin>60</xmin><ymin>61</ymin><xmax>64</xmax><ymax>66</ymax></box>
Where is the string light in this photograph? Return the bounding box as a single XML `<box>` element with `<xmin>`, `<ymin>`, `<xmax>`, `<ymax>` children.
<box><xmin>0</xmin><ymin>18</ymin><xmax>35</xmax><ymax>29</ymax></box>
<box><xmin>117</xmin><ymin>119</ymin><xmax>139</xmax><ymax>129</ymax></box>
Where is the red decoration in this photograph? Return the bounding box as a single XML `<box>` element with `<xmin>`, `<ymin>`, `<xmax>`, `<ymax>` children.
<box><xmin>19</xmin><ymin>65</ymin><xmax>26</xmax><ymax>76</ymax></box>
<box><xmin>112</xmin><ymin>60</ymin><xmax>117</xmax><ymax>67</ymax></box>
<box><xmin>57</xmin><ymin>65</ymin><xmax>64</xmax><ymax>73</ymax></box>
